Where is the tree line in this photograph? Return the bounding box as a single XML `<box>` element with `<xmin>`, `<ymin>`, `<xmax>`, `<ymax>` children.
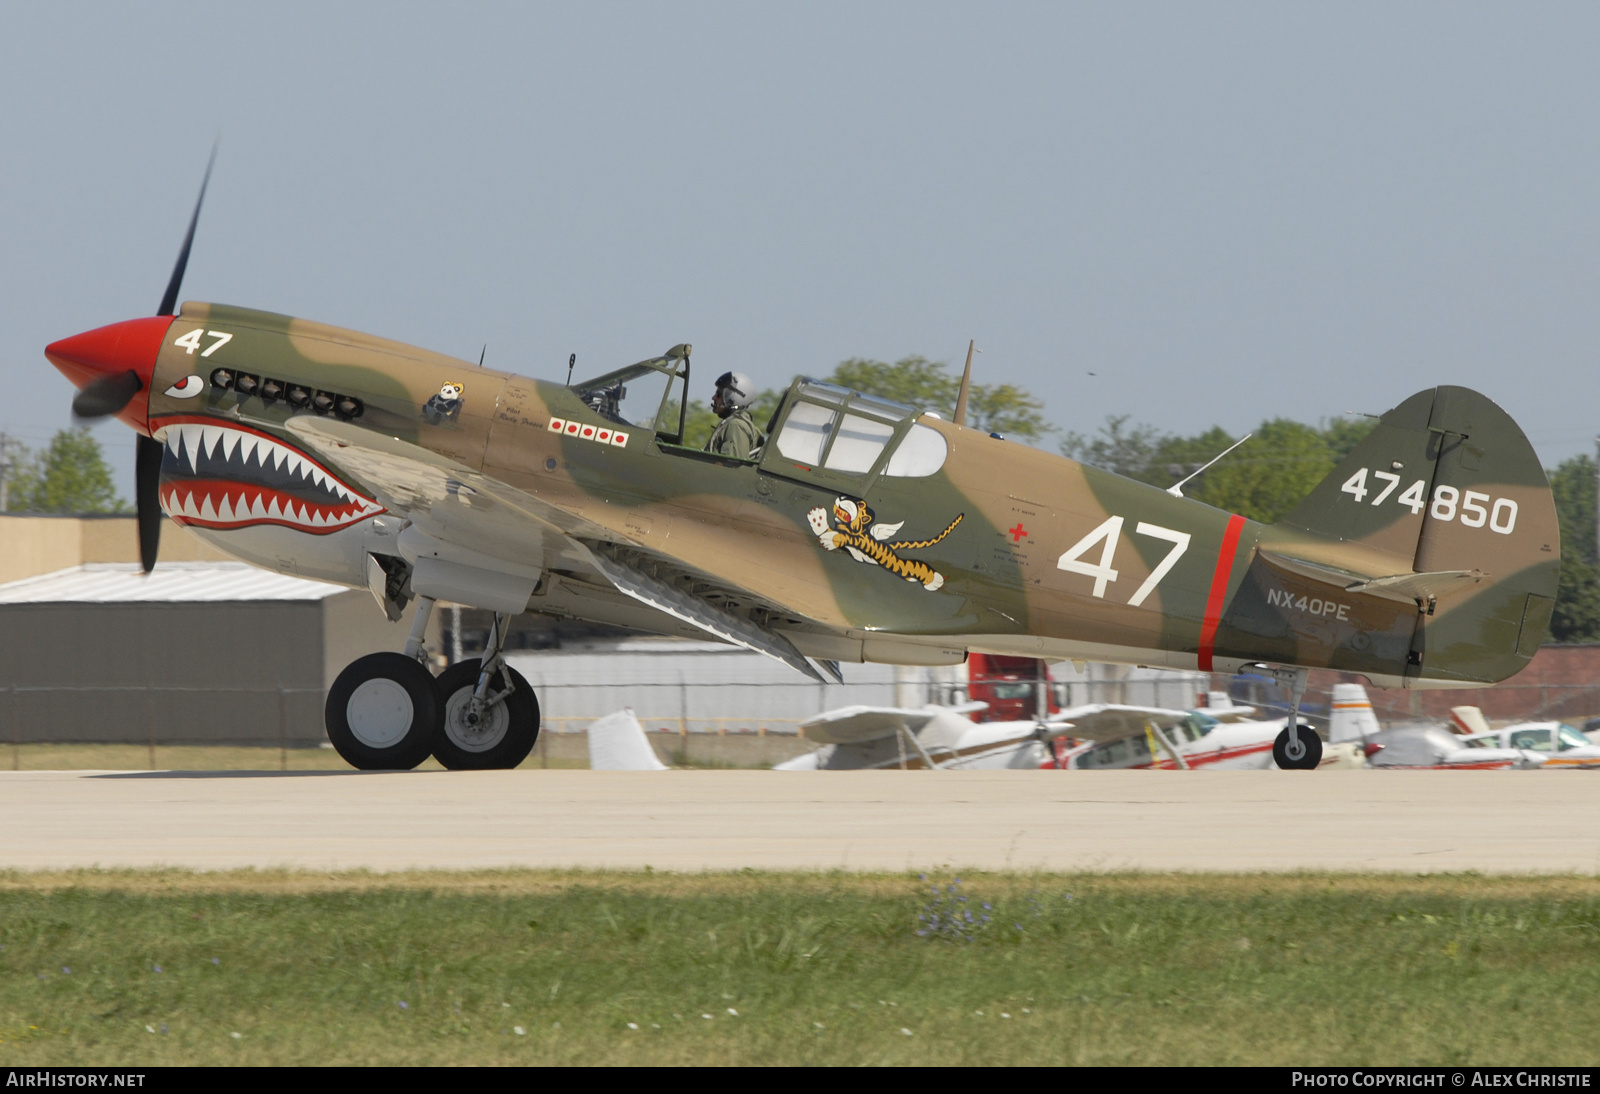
<box><xmin>0</xmin><ymin>429</ymin><xmax>126</xmax><ymax>514</ymax></box>
<box><xmin>10</xmin><ymin>358</ymin><xmax>1599</xmax><ymax>645</ymax></box>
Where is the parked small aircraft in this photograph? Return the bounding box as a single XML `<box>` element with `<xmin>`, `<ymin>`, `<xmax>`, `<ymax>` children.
<box><xmin>609</xmin><ymin>687</ymin><xmax>1346</xmax><ymax>772</ymax></box>
<box><xmin>45</xmin><ymin>162</ymin><xmax>1563</xmax><ymax>770</ymax></box>
<box><xmin>776</xmin><ymin>699</ymin><xmax>1261</xmax><ymax>771</ymax></box>
<box><xmin>1455</xmin><ymin>721</ymin><xmax>1600</xmax><ymax>769</ymax></box>
<box><xmin>1360</xmin><ymin>725</ymin><xmax>1540</xmax><ymax>769</ymax></box>
<box><xmin>1328</xmin><ymin>690</ymin><xmax>1540</xmax><ymax>769</ymax></box>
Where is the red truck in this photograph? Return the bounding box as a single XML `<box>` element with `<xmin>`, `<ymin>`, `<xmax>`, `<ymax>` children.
<box><xmin>964</xmin><ymin>653</ymin><xmax>1062</xmax><ymax>723</ymax></box>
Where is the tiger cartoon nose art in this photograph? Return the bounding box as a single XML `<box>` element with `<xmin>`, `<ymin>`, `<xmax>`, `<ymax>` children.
<box><xmin>807</xmin><ymin>496</ymin><xmax>963</xmax><ymax>592</ymax></box>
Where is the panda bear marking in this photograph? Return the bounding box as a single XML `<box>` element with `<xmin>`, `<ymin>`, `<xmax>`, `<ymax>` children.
<box><xmin>422</xmin><ymin>382</ymin><xmax>465</xmax><ymax>425</ymax></box>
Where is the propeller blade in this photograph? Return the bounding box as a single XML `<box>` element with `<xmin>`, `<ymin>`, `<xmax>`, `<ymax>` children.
<box><xmin>70</xmin><ymin>369</ymin><xmax>143</xmax><ymax>420</ymax></box>
<box><xmin>135</xmin><ymin>434</ymin><xmax>163</xmax><ymax>573</ymax></box>
<box><xmin>157</xmin><ymin>145</ymin><xmax>217</xmax><ymax>317</ymax></box>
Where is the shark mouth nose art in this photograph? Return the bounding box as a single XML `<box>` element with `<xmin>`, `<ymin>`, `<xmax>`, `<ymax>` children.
<box><xmin>155</xmin><ymin>419</ymin><xmax>384</xmax><ymax>533</ymax></box>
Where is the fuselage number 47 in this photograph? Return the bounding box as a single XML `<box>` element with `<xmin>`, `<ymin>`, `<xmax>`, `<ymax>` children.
<box><xmin>1057</xmin><ymin>516</ymin><xmax>1190</xmax><ymax>606</ymax></box>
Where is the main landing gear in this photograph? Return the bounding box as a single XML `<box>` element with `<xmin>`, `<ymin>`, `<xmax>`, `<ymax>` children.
<box><xmin>1262</xmin><ymin>665</ymin><xmax>1323</xmax><ymax>771</ymax></box>
<box><xmin>324</xmin><ymin>597</ymin><xmax>541</xmax><ymax>771</ymax></box>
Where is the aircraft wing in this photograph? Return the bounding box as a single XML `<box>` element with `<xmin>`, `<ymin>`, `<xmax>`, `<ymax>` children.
<box><xmin>285</xmin><ymin>414</ymin><xmax>586</xmax><ymax>566</ymax></box>
<box><xmin>1047</xmin><ymin>703</ymin><xmax>1193</xmax><ymax>742</ymax></box>
<box><xmin>801</xmin><ymin>702</ymin><xmax>986</xmax><ymax>745</ymax></box>
<box><xmin>285</xmin><ymin>415</ymin><xmax>832</xmax><ymax>680</ymax></box>
<box><xmin>1207</xmin><ymin>706</ymin><xmax>1260</xmax><ymax>723</ymax></box>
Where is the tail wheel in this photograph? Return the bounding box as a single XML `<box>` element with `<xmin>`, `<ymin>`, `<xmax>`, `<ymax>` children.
<box><xmin>1273</xmin><ymin>723</ymin><xmax>1323</xmax><ymax>770</ymax></box>
<box><xmin>432</xmin><ymin>659</ymin><xmax>540</xmax><ymax>770</ymax></box>
<box><xmin>325</xmin><ymin>652</ymin><xmax>441</xmax><ymax>770</ymax></box>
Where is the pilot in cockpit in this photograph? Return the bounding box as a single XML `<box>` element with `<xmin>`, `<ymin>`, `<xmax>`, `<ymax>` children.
<box><xmin>705</xmin><ymin>371</ymin><xmax>762</xmax><ymax>460</ymax></box>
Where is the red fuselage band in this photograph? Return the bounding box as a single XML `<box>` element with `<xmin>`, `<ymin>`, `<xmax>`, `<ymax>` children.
<box><xmin>1198</xmin><ymin>514</ymin><xmax>1247</xmax><ymax>672</ymax></box>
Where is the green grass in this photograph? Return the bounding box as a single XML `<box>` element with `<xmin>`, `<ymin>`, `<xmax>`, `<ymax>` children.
<box><xmin>0</xmin><ymin>871</ymin><xmax>1596</xmax><ymax>1065</ymax></box>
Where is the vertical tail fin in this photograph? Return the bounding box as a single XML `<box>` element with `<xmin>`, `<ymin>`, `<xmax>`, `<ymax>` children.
<box><xmin>1276</xmin><ymin>387</ymin><xmax>1559</xmax><ymax>686</ymax></box>
<box><xmin>1327</xmin><ymin>683</ymin><xmax>1381</xmax><ymax>743</ymax></box>
<box><xmin>1449</xmin><ymin>706</ymin><xmax>1491</xmax><ymax>736</ymax></box>
<box><xmin>587</xmin><ymin>708</ymin><xmax>669</xmax><ymax>770</ymax></box>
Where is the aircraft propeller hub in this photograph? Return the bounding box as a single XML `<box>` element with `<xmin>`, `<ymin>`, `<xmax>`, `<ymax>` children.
<box><xmin>47</xmin><ymin>316</ymin><xmax>171</xmax><ymax>434</ymax></box>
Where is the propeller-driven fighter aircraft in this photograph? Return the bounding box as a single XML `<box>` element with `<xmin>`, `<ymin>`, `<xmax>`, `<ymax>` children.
<box><xmin>44</xmin><ymin>166</ymin><xmax>1562</xmax><ymax>771</ymax></box>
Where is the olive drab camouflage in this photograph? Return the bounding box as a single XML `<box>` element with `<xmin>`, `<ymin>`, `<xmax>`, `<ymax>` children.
<box><xmin>41</xmin><ymin>162</ymin><xmax>1560</xmax><ymax>770</ymax></box>
<box><xmin>53</xmin><ymin>299</ymin><xmax>1558</xmax><ymax>695</ymax></box>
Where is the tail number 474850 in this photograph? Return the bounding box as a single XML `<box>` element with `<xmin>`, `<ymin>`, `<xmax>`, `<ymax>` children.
<box><xmin>1341</xmin><ymin>468</ymin><xmax>1517</xmax><ymax>534</ymax></box>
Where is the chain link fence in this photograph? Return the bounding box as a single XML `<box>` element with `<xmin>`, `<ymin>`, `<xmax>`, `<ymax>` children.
<box><xmin>0</xmin><ymin>684</ymin><xmax>326</xmax><ymax>768</ymax></box>
<box><xmin>5</xmin><ymin>658</ymin><xmax>1592</xmax><ymax>767</ymax></box>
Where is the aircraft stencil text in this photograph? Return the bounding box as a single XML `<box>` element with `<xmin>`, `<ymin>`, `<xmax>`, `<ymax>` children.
<box><xmin>1340</xmin><ymin>468</ymin><xmax>1519</xmax><ymax>533</ymax></box>
<box><xmin>1266</xmin><ymin>588</ymin><xmax>1351</xmax><ymax>620</ymax></box>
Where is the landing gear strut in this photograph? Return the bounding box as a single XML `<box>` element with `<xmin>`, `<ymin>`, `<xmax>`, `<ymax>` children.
<box><xmin>432</xmin><ymin>611</ymin><xmax>540</xmax><ymax>770</ymax></box>
<box><xmin>1263</xmin><ymin>665</ymin><xmax>1323</xmax><ymax>770</ymax></box>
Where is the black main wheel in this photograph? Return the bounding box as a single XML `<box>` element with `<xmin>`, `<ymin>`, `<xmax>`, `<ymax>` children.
<box><xmin>1273</xmin><ymin>723</ymin><xmax>1323</xmax><ymax>770</ymax></box>
<box><xmin>432</xmin><ymin>659</ymin><xmax>540</xmax><ymax>770</ymax></box>
<box><xmin>325</xmin><ymin>652</ymin><xmax>442</xmax><ymax>770</ymax></box>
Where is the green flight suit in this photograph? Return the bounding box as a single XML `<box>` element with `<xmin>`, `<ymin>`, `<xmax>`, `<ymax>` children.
<box><xmin>706</xmin><ymin>409</ymin><xmax>761</xmax><ymax>460</ymax></box>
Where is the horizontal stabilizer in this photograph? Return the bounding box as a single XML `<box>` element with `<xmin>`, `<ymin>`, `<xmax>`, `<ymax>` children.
<box><xmin>1258</xmin><ymin>549</ymin><xmax>1483</xmax><ymax>603</ymax></box>
<box><xmin>1345</xmin><ymin>570</ymin><xmax>1482</xmax><ymax>600</ymax></box>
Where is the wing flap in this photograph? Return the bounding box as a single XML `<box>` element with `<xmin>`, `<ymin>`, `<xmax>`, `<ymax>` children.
<box><xmin>581</xmin><ymin>544</ymin><xmax>826</xmax><ymax>683</ymax></box>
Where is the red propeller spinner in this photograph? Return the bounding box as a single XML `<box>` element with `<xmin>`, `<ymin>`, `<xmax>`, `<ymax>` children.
<box><xmin>45</xmin><ymin>316</ymin><xmax>174</xmax><ymax>435</ymax></box>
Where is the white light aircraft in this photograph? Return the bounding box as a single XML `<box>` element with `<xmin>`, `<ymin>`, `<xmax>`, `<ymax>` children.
<box><xmin>1454</xmin><ymin>720</ymin><xmax>1600</xmax><ymax>769</ymax></box>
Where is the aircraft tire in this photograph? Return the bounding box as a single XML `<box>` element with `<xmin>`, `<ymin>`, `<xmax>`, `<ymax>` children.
<box><xmin>325</xmin><ymin>652</ymin><xmax>442</xmax><ymax>771</ymax></box>
<box><xmin>1272</xmin><ymin>724</ymin><xmax>1323</xmax><ymax>770</ymax></box>
<box><xmin>432</xmin><ymin>659</ymin><xmax>540</xmax><ymax>770</ymax></box>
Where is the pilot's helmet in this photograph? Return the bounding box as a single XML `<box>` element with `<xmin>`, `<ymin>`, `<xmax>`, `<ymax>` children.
<box><xmin>713</xmin><ymin>371</ymin><xmax>755</xmax><ymax>411</ymax></box>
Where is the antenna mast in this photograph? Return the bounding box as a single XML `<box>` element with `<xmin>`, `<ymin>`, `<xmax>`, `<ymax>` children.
<box><xmin>953</xmin><ymin>339</ymin><xmax>976</xmax><ymax>426</ymax></box>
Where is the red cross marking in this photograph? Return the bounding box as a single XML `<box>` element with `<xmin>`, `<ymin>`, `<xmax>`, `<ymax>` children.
<box><xmin>1009</xmin><ymin>523</ymin><xmax>1027</xmax><ymax>543</ymax></box>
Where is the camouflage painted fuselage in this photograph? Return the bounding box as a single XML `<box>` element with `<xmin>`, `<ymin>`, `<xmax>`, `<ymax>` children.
<box><xmin>139</xmin><ymin>302</ymin><xmax>1559</xmax><ymax>689</ymax></box>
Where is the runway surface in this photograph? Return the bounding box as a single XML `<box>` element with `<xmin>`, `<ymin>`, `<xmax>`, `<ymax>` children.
<box><xmin>2</xmin><ymin>769</ymin><xmax>1596</xmax><ymax>874</ymax></box>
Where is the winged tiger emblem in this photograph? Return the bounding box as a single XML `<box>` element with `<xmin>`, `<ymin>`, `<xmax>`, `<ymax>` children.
<box><xmin>807</xmin><ymin>496</ymin><xmax>962</xmax><ymax>592</ymax></box>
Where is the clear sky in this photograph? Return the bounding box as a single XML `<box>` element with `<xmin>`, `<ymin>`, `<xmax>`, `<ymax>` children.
<box><xmin>5</xmin><ymin>3</ymin><xmax>1599</xmax><ymax>490</ymax></box>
